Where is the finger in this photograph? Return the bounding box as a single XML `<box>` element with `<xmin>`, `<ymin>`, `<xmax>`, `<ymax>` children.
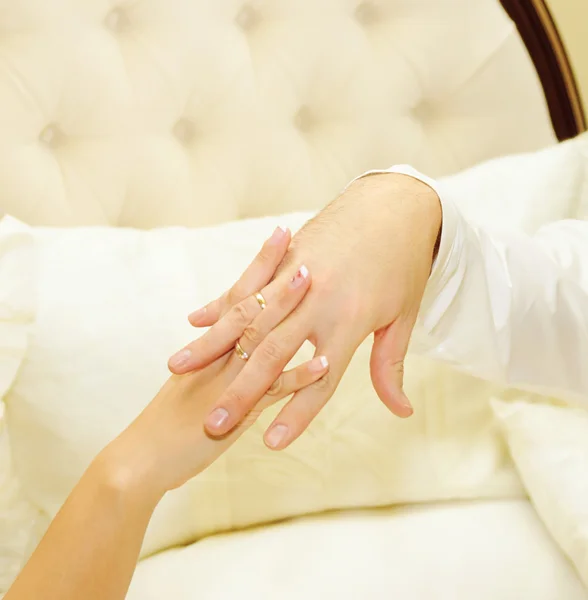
<box><xmin>263</xmin><ymin>336</ymin><xmax>358</xmax><ymax>450</ymax></box>
<box><xmin>225</xmin><ymin>265</ymin><xmax>311</xmax><ymax>372</ymax></box>
<box><xmin>249</xmin><ymin>355</ymin><xmax>330</xmax><ymax>415</ymax></box>
<box><xmin>170</xmin><ymin>295</ymin><xmax>262</xmax><ymax>373</ymax></box>
<box><xmin>188</xmin><ymin>226</ymin><xmax>291</xmax><ymax>327</ymax></box>
<box><xmin>369</xmin><ymin>319</ymin><xmax>414</xmax><ymax>418</ymax></box>
<box><xmin>204</xmin><ymin>313</ymin><xmax>311</xmax><ymax>436</ymax></box>
<box><xmin>225</xmin><ymin>355</ymin><xmax>330</xmax><ymax>434</ymax></box>
<box><xmin>169</xmin><ymin>264</ymin><xmax>310</xmax><ymax>374</ymax></box>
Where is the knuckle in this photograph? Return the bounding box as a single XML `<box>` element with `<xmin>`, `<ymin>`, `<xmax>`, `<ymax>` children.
<box><xmin>227</xmin><ymin>286</ymin><xmax>245</xmax><ymax>308</ymax></box>
<box><xmin>229</xmin><ymin>302</ymin><xmax>251</xmax><ymax>328</ymax></box>
<box><xmin>266</xmin><ymin>376</ymin><xmax>283</xmax><ymax>397</ymax></box>
<box><xmin>224</xmin><ymin>389</ymin><xmax>249</xmax><ymax>410</ymax></box>
<box><xmin>279</xmin><ymin>332</ymin><xmax>295</xmax><ymax>348</ymax></box>
<box><xmin>311</xmin><ymin>372</ymin><xmax>331</xmax><ymax>392</ymax></box>
<box><xmin>257</xmin><ymin>244</ymin><xmax>274</xmax><ymax>263</ymax></box>
<box><xmin>387</xmin><ymin>359</ymin><xmax>405</xmax><ymax>375</ymax></box>
<box><xmin>259</xmin><ymin>339</ymin><xmax>283</xmax><ymax>365</ymax></box>
<box><xmin>242</xmin><ymin>324</ymin><xmax>263</xmax><ymax>345</ymax></box>
<box><xmin>242</xmin><ymin>408</ymin><xmax>262</xmax><ymax>428</ymax></box>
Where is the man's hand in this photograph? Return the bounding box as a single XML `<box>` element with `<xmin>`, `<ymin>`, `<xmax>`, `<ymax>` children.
<box><xmin>169</xmin><ymin>173</ymin><xmax>442</xmax><ymax>450</ymax></box>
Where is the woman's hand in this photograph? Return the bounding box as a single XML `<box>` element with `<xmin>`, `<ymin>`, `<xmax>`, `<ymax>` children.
<box><xmin>99</xmin><ymin>231</ymin><xmax>328</xmax><ymax>499</ymax></box>
<box><xmin>168</xmin><ymin>173</ymin><xmax>441</xmax><ymax>450</ymax></box>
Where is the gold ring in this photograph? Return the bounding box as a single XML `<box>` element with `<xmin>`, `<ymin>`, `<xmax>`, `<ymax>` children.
<box><xmin>234</xmin><ymin>340</ymin><xmax>249</xmax><ymax>361</ymax></box>
<box><xmin>255</xmin><ymin>292</ymin><xmax>267</xmax><ymax>310</ymax></box>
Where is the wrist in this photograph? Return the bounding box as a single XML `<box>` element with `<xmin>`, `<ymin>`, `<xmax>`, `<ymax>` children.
<box><xmin>89</xmin><ymin>440</ymin><xmax>164</xmax><ymax>511</ymax></box>
<box><xmin>352</xmin><ymin>172</ymin><xmax>442</xmax><ymax>257</ymax></box>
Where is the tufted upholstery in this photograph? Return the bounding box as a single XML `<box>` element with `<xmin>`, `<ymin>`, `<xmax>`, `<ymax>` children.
<box><xmin>0</xmin><ymin>0</ymin><xmax>556</xmax><ymax>229</ymax></box>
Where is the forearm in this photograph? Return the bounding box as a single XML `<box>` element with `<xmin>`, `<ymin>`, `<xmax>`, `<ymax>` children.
<box><xmin>4</xmin><ymin>359</ymin><xmax>282</xmax><ymax>599</ymax></box>
<box><xmin>4</xmin><ymin>454</ymin><xmax>160</xmax><ymax>600</ymax></box>
<box><xmin>5</xmin><ymin>371</ymin><xmax>203</xmax><ymax>600</ymax></box>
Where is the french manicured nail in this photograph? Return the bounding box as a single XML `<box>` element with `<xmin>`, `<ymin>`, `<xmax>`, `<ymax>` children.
<box><xmin>269</xmin><ymin>226</ymin><xmax>288</xmax><ymax>245</ymax></box>
<box><xmin>309</xmin><ymin>355</ymin><xmax>329</xmax><ymax>373</ymax></box>
<box><xmin>207</xmin><ymin>408</ymin><xmax>229</xmax><ymax>430</ymax></box>
<box><xmin>289</xmin><ymin>264</ymin><xmax>309</xmax><ymax>288</ymax></box>
<box><xmin>169</xmin><ymin>349</ymin><xmax>192</xmax><ymax>369</ymax></box>
<box><xmin>265</xmin><ymin>424</ymin><xmax>288</xmax><ymax>449</ymax></box>
<box><xmin>189</xmin><ymin>307</ymin><xmax>207</xmax><ymax>322</ymax></box>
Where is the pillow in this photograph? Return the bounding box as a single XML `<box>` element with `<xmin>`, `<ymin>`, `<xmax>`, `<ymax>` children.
<box><xmin>0</xmin><ymin>217</ymin><xmax>41</xmax><ymax>592</ymax></box>
<box><xmin>128</xmin><ymin>500</ymin><xmax>588</xmax><ymax>600</ymax></box>
<box><xmin>437</xmin><ymin>131</ymin><xmax>588</xmax><ymax>232</ymax></box>
<box><xmin>492</xmin><ymin>398</ymin><xmax>588</xmax><ymax>588</ymax></box>
<box><xmin>0</xmin><ymin>217</ymin><xmax>34</xmax><ymax>400</ymax></box>
<box><xmin>1</xmin><ymin>213</ymin><xmax>522</xmax><ymax>588</ymax></box>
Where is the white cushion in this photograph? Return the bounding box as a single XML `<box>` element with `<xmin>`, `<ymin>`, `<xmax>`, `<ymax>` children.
<box><xmin>128</xmin><ymin>500</ymin><xmax>588</xmax><ymax>600</ymax></box>
<box><xmin>0</xmin><ymin>218</ymin><xmax>40</xmax><ymax>592</ymax></box>
<box><xmin>438</xmin><ymin>132</ymin><xmax>588</xmax><ymax>232</ymax></box>
<box><xmin>0</xmin><ymin>0</ymin><xmax>554</xmax><ymax>228</ymax></box>
<box><xmin>0</xmin><ymin>212</ymin><xmax>524</xmax><ymax>591</ymax></box>
<box><xmin>492</xmin><ymin>398</ymin><xmax>588</xmax><ymax>589</ymax></box>
<box><xmin>0</xmin><ymin>218</ymin><xmax>34</xmax><ymax>400</ymax></box>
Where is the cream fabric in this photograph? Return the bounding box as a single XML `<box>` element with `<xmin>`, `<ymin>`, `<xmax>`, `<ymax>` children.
<box><xmin>0</xmin><ymin>213</ymin><xmax>523</xmax><ymax>592</ymax></box>
<box><xmin>493</xmin><ymin>399</ymin><xmax>588</xmax><ymax>590</ymax></box>
<box><xmin>3</xmin><ymin>133</ymin><xmax>588</xmax><ymax>595</ymax></box>
<box><xmin>0</xmin><ymin>0</ymin><xmax>577</xmax><ymax>595</ymax></box>
<box><xmin>0</xmin><ymin>218</ymin><xmax>34</xmax><ymax>400</ymax></box>
<box><xmin>128</xmin><ymin>500</ymin><xmax>588</xmax><ymax>600</ymax></box>
<box><xmin>0</xmin><ymin>0</ymin><xmax>555</xmax><ymax>228</ymax></box>
<box><xmin>0</xmin><ymin>218</ymin><xmax>38</xmax><ymax>593</ymax></box>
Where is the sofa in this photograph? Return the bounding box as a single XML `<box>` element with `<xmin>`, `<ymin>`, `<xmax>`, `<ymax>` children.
<box><xmin>1</xmin><ymin>1</ymin><xmax>588</xmax><ymax>598</ymax></box>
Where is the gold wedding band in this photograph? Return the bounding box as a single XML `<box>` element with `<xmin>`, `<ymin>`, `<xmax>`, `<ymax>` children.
<box><xmin>255</xmin><ymin>292</ymin><xmax>267</xmax><ymax>310</ymax></box>
<box><xmin>234</xmin><ymin>340</ymin><xmax>250</xmax><ymax>361</ymax></box>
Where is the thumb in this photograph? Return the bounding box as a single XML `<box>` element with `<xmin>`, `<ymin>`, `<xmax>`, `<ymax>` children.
<box><xmin>370</xmin><ymin>319</ymin><xmax>414</xmax><ymax>418</ymax></box>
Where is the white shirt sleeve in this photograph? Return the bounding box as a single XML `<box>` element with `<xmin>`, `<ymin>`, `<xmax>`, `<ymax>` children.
<box><xmin>354</xmin><ymin>164</ymin><xmax>588</xmax><ymax>405</ymax></box>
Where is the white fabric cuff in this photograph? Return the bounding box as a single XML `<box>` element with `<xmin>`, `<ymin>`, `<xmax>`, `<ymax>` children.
<box><xmin>345</xmin><ymin>164</ymin><xmax>441</xmax><ymax>198</ymax></box>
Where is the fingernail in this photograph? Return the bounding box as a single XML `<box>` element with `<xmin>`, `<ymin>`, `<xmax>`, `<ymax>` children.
<box><xmin>206</xmin><ymin>408</ymin><xmax>229</xmax><ymax>430</ymax></box>
<box><xmin>169</xmin><ymin>348</ymin><xmax>192</xmax><ymax>369</ymax></box>
<box><xmin>189</xmin><ymin>307</ymin><xmax>207</xmax><ymax>322</ymax></box>
<box><xmin>309</xmin><ymin>355</ymin><xmax>329</xmax><ymax>373</ymax></box>
<box><xmin>265</xmin><ymin>424</ymin><xmax>288</xmax><ymax>449</ymax></box>
<box><xmin>400</xmin><ymin>394</ymin><xmax>414</xmax><ymax>416</ymax></box>
<box><xmin>289</xmin><ymin>264</ymin><xmax>309</xmax><ymax>289</ymax></box>
<box><xmin>269</xmin><ymin>226</ymin><xmax>288</xmax><ymax>245</ymax></box>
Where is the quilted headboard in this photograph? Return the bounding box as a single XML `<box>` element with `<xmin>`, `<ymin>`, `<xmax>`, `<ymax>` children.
<box><xmin>0</xmin><ymin>0</ymin><xmax>572</xmax><ymax>228</ymax></box>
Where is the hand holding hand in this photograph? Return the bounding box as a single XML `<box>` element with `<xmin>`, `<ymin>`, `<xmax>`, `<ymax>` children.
<box><xmin>169</xmin><ymin>173</ymin><xmax>441</xmax><ymax>450</ymax></box>
<box><xmin>98</xmin><ymin>232</ymin><xmax>328</xmax><ymax>499</ymax></box>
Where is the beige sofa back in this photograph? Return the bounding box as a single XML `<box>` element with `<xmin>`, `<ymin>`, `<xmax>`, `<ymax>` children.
<box><xmin>0</xmin><ymin>0</ymin><xmax>555</xmax><ymax>227</ymax></box>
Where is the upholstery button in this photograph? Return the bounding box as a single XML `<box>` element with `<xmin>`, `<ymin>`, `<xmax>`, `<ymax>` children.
<box><xmin>412</xmin><ymin>100</ymin><xmax>435</xmax><ymax>124</ymax></box>
<box><xmin>235</xmin><ymin>4</ymin><xmax>260</xmax><ymax>32</ymax></box>
<box><xmin>294</xmin><ymin>106</ymin><xmax>314</xmax><ymax>133</ymax></box>
<box><xmin>355</xmin><ymin>2</ymin><xmax>378</xmax><ymax>25</ymax></box>
<box><xmin>173</xmin><ymin>118</ymin><xmax>197</xmax><ymax>145</ymax></box>
<box><xmin>39</xmin><ymin>124</ymin><xmax>65</xmax><ymax>149</ymax></box>
<box><xmin>105</xmin><ymin>7</ymin><xmax>131</xmax><ymax>33</ymax></box>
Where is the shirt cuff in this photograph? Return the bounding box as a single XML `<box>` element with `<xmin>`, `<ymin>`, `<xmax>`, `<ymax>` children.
<box><xmin>345</xmin><ymin>164</ymin><xmax>442</xmax><ymax>198</ymax></box>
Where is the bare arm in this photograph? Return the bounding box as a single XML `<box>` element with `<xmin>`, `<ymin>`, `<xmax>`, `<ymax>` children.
<box><xmin>4</xmin><ymin>454</ymin><xmax>158</xmax><ymax>600</ymax></box>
